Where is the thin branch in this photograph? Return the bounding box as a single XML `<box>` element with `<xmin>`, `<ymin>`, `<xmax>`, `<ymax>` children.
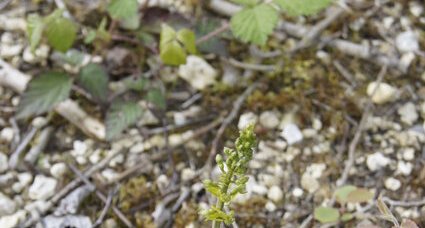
<box><xmin>227</xmin><ymin>58</ymin><xmax>276</xmax><ymax>72</ymax></box>
<box><xmin>196</xmin><ymin>21</ymin><xmax>230</xmax><ymax>45</ymax></box>
<box><xmin>337</xmin><ymin>66</ymin><xmax>387</xmax><ymax>186</ymax></box>
<box><xmin>382</xmin><ymin>197</ymin><xmax>425</xmax><ymax>207</ymax></box>
<box><xmin>68</xmin><ymin>164</ymin><xmax>134</xmax><ymax>228</ymax></box>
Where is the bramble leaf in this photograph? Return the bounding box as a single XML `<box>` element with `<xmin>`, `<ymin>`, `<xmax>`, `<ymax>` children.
<box><xmin>230</xmin><ymin>0</ymin><xmax>258</xmax><ymax>7</ymax></box>
<box><xmin>334</xmin><ymin>185</ymin><xmax>357</xmax><ymax>204</ymax></box>
<box><xmin>78</xmin><ymin>63</ymin><xmax>109</xmax><ymax>102</ymax></box>
<box><xmin>106</xmin><ymin>101</ymin><xmax>143</xmax><ymax>140</ymax></box>
<box><xmin>274</xmin><ymin>0</ymin><xmax>333</xmax><ymax>16</ymax></box>
<box><xmin>147</xmin><ymin>88</ymin><xmax>166</xmax><ymax>109</ymax></box>
<box><xmin>314</xmin><ymin>206</ymin><xmax>340</xmax><ymax>223</ymax></box>
<box><xmin>346</xmin><ymin>188</ymin><xmax>374</xmax><ymax>203</ymax></box>
<box><xmin>230</xmin><ymin>4</ymin><xmax>279</xmax><ymax>45</ymax></box>
<box><xmin>16</xmin><ymin>72</ymin><xmax>72</xmax><ymax>119</ymax></box>
<box><xmin>107</xmin><ymin>0</ymin><xmax>138</xmax><ymax>20</ymax></box>
<box><xmin>45</xmin><ymin>16</ymin><xmax>77</xmax><ymax>52</ymax></box>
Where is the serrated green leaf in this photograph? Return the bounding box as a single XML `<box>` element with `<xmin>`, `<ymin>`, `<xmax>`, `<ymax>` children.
<box><xmin>176</xmin><ymin>29</ymin><xmax>196</xmax><ymax>54</ymax></box>
<box><xmin>147</xmin><ymin>88</ymin><xmax>166</xmax><ymax>109</ymax></box>
<box><xmin>230</xmin><ymin>4</ymin><xmax>279</xmax><ymax>45</ymax></box>
<box><xmin>346</xmin><ymin>188</ymin><xmax>374</xmax><ymax>203</ymax></box>
<box><xmin>274</xmin><ymin>0</ymin><xmax>333</xmax><ymax>16</ymax></box>
<box><xmin>27</xmin><ymin>14</ymin><xmax>44</xmax><ymax>52</ymax></box>
<box><xmin>79</xmin><ymin>63</ymin><xmax>109</xmax><ymax>102</ymax></box>
<box><xmin>16</xmin><ymin>72</ymin><xmax>72</xmax><ymax>119</ymax></box>
<box><xmin>230</xmin><ymin>0</ymin><xmax>258</xmax><ymax>7</ymax></box>
<box><xmin>314</xmin><ymin>206</ymin><xmax>340</xmax><ymax>223</ymax></box>
<box><xmin>334</xmin><ymin>185</ymin><xmax>357</xmax><ymax>204</ymax></box>
<box><xmin>106</xmin><ymin>101</ymin><xmax>143</xmax><ymax>140</ymax></box>
<box><xmin>107</xmin><ymin>0</ymin><xmax>138</xmax><ymax>20</ymax></box>
<box><xmin>122</xmin><ymin>76</ymin><xmax>146</xmax><ymax>91</ymax></box>
<box><xmin>45</xmin><ymin>16</ymin><xmax>77</xmax><ymax>52</ymax></box>
<box><xmin>120</xmin><ymin>12</ymin><xmax>140</xmax><ymax>30</ymax></box>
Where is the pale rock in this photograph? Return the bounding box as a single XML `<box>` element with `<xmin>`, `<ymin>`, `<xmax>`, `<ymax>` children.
<box><xmin>366</xmin><ymin>152</ymin><xmax>390</xmax><ymax>171</ymax></box>
<box><xmin>29</xmin><ymin>175</ymin><xmax>58</xmax><ymax>200</ymax></box>
<box><xmin>385</xmin><ymin>177</ymin><xmax>401</xmax><ymax>191</ymax></box>
<box><xmin>267</xmin><ymin>185</ymin><xmax>283</xmax><ymax>203</ymax></box>
<box><xmin>72</xmin><ymin>140</ymin><xmax>88</xmax><ymax>156</ymax></box>
<box><xmin>409</xmin><ymin>2</ymin><xmax>424</xmax><ymax>17</ymax></box>
<box><xmin>396</xmin><ymin>161</ymin><xmax>413</xmax><ymax>176</ymax></box>
<box><xmin>400</xmin><ymin>52</ymin><xmax>416</xmax><ymax>71</ymax></box>
<box><xmin>292</xmin><ymin>187</ymin><xmax>303</xmax><ymax>198</ymax></box>
<box><xmin>13</xmin><ymin>173</ymin><xmax>32</xmax><ymax>193</ymax></box>
<box><xmin>312</xmin><ymin>118</ymin><xmax>322</xmax><ymax>130</ymax></box>
<box><xmin>395</xmin><ymin>31</ymin><xmax>419</xmax><ymax>53</ymax></box>
<box><xmin>181</xmin><ymin>168</ymin><xmax>196</xmax><ymax>182</ymax></box>
<box><xmin>402</xmin><ymin>148</ymin><xmax>415</xmax><ymax>161</ymax></box>
<box><xmin>238</xmin><ymin>112</ymin><xmax>258</xmax><ymax>130</ymax></box>
<box><xmin>301</xmin><ymin>173</ymin><xmax>319</xmax><ymax>193</ymax></box>
<box><xmin>109</xmin><ymin>154</ymin><xmax>124</xmax><ymax>167</ymax></box>
<box><xmin>88</xmin><ymin>149</ymin><xmax>102</xmax><ymax>164</ymax></box>
<box><xmin>0</xmin><ymin>127</ymin><xmax>14</xmax><ymax>143</ymax></box>
<box><xmin>100</xmin><ymin>169</ymin><xmax>118</xmax><ymax>183</ymax></box>
<box><xmin>156</xmin><ymin>174</ymin><xmax>169</xmax><ymax>193</ymax></box>
<box><xmin>138</xmin><ymin>109</ymin><xmax>159</xmax><ymax>125</ymax></box>
<box><xmin>367</xmin><ymin>82</ymin><xmax>398</xmax><ymax>104</ymax></box>
<box><xmin>397</xmin><ymin>102</ymin><xmax>418</xmax><ymax>125</ymax></box>
<box><xmin>50</xmin><ymin>163</ymin><xmax>67</xmax><ymax>178</ymax></box>
<box><xmin>31</xmin><ymin>117</ymin><xmax>48</xmax><ymax>128</ymax></box>
<box><xmin>40</xmin><ymin>215</ymin><xmax>92</xmax><ymax>228</ymax></box>
<box><xmin>265</xmin><ymin>201</ymin><xmax>277</xmax><ymax>212</ymax></box>
<box><xmin>0</xmin><ymin>210</ymin><xmax>26</xmax><ymax>228</ymax></box>
<box><xmin>251</xmin><ymin>184</ymin><xmax>268</xmax><ymax>196</ymax></box>
<box><xmin>259</xmin><ymin>174</ymin><xmax>280</xmax><ymax>187</ymax></box>
<box><xmin>302</xmin><ymin>128</ymin><xmax>317</xmax><ymax>138</ymax></box>
<box><xmin>281</xmin><ymin>123</ymin><xmax>303</xmax><ymax>145</ymax></box>
<box><xmin>0</xmin><ymin>193</ymin><xmax>16</xmax><ymax>216</ymax></box>
<box><xmin>178</xmin><ymin>55</ymin><xmax>217</xmax><ymax>90</ymax></box>
<box><xmin>383</xmin><ymin>17</ymin><xmax>395</xmax><ymax>29</ymax></box>
<box><xmin>0</xmin><ymin>43</ymin><xmax>23</xmax><ymax>58</ymax></box>
<box><xmin>259</xmin><ymin>111</ymin><xmax>280</xmax><ymax>129</ymax></box>
<box><xmin>0</xmin><ymin>152</ymin><xmax>8</xmax><ymax>173</ymax></box>
<box><xmin>130</xmin><ymin>143</ymin><xmax>145</xmax><ymax>154</ymax></box>
<box><xmin>305</xmin><ymin>163</ymin><xmax>326</xmax><ymax>179</ymax></box>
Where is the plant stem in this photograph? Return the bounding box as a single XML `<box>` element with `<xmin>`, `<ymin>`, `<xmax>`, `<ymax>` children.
<box><xmin>196</xmin><ymin>21</ymin><xmax>230</xmax><ymax>45</ymax></box>
<box><xmin>212</xmin><ymin>165</ymin><xmax>235</xmax><ymax>228</ymax></box>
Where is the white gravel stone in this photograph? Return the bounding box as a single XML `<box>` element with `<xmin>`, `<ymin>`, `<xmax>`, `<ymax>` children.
<box><xmin>238</xmin><ymin>112</ymin><xmax>258</xmax><ymax>130</ymax></box>
<box><xmin>31</xmin><ymin>117</ymin><xmax>48</xmax><ymax>128</ymax></box>
<box><xmin>281</xmin><ymin>123</ymin><xmax>303</xmax><ymax>145</ymax></box>
<box><xmin>0</xmin><ymin>193</ymin><xmax>16</xmax><ymax>216</ymax></box>
<box><xmin>397</xmin><ymin>161</ymin><xmax>413</xmax><ymax>176</ymax></box>
<box><xmin>181</xmin><ymin>168</ymin><xmax>196</xmax><ymax>182</ymax></box>
<box><xmin>50</xmin><ymin>163</ymin><xmax>67</xmax><ymax>178</ymax></box>
<box><xmin>0</xmin><ymin>127</ymin><xmax>14</xmax><ymax>143</ymax></box>
<box><xmin>385</xmin><ymin>177</ymin><xmax>401</xmax><ymax>191</ymax></box>
<box><xmin>292</xmin><ymin>187</ymin><xmax>303</xmax><ymax>198</ymax></box>
<box><xmin>265</xmin><ymin>201</ymin><xmax>277</xmax><ymax>212</ymax></box>
<box><xmin>402</xmin><ymin>148</ymin><xmax>415</xmax><ymax>161</ymax></box>
<box><xmin>259</xmin><ymin>111</ymin><xmax>280</xmax><ymax>129</ymax></box>
<box><xmin>366</xmin><ymin>152</ymin><xmax>390</xmax><ymax>171</ymax></box>
<box><xmin>305</xmin><ymin>163</ymin><xmax>326</xmax><ymax>179</ymax></box>
<box><xmin>367</xmin><ymin>82</ymin><xmax>398</xmax><ymax>104</ymax></box>
<box><xmin>101</xmin><ymin>169</ymin><xmax>119</xmax><ymax>182</ymax></box>
<box><xmin>267</xmin><ymin>185</ymin><xmax>283</xmax><ymax>203</ymax></box>
<box><xmin>0</xmin><ymin>210</ymin><xmax>26</xmax><ymax>228</ymax></box>
<box><xmin>29</xmin><ymin>175</ymin><xmax>58</xmax><ymax>200</ymax></box>
<box><xmin>302</xmin><ymin>128</ymin><xmax>317</xmax><ymax>138</ymax></box>
<box><xmin>301</xmin><ymin>173</ymin><xmax>319</xmax><ymax>193</ymax></box>
<box><xmin>178</xmin><ymin>55</ymin><xmax>217</xmax><ymax>90</ymax></box>
<box><xmin>130</xmin><ymin>143</ymin><xmax>145</xmax><ymax>154</ymax></box>
<box><xmin>0</xmin><ymin>152</ymin><xmax>8</xmax><ymax>173</ymax></box>
<box><xmin>397</xmin><ymin>102</ymin><xmax>418</xmax><ymax>125</ymax></box>
<box><xmin>312</xmin><ymin>118</ymin><xmax>322</xmax><ymax>130</ymax></box>
<box><xmin>395</xmin><ymin>31</ymin><xmax>419</xmax><ymax>53</ymax></box>
<box><xmin>409</xmin><ymin>2</ymin><xmax>424</xmax><ymax>17</ymax></box>
<box><xmin>72</xmin><ymin>140</ymin><xmax>88</xmax><ymax>156</ymax></box>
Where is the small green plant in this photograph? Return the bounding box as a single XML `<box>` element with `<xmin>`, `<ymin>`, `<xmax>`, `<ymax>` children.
<box><xmin>201</xmin><ymin>125</ymin><xmax>257</xmax><ymax>227</ymax></box>
<box><xmin>314</xmin><ymin>185</ymin><xmax>374</xmax><ymax>223</ymax></box>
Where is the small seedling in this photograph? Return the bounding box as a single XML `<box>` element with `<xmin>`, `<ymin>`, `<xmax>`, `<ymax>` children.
<box><xmin>201</xmin><ymin>125</ymin><xmax>257</xmax><ymax>227</ymax></box>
